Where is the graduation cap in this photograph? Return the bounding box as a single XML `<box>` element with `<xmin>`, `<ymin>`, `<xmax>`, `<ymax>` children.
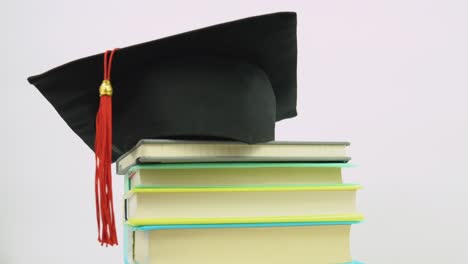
<box><xmin>27</xmin><ymin>12</ymin><xmax>298</xmax><ymax>246</ymax></box>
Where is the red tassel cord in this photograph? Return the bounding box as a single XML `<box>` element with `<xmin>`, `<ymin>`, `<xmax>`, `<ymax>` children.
<box><xmin>95</xmin><ymin>49</ymin><xmax>118</xmax><ymax>246</ymax></box>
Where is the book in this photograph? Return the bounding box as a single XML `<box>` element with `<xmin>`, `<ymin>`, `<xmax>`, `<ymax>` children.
<box><xmin>117</xmin><ymin>140</ymin><xmax>362</xmax><ymax>263</ymax></box>
<box><xmin>124</xmin><ymin>223</ymin><xmax>359</xmax><ymax>264</ymax></box>
<box><xmin>125</xmin><ymin>162</ymin><xmax>352</xmax><ymax>191</ymax></box>
<box><xmin>124</xmin><ymin>185</ymin><xmax>362</xmax><ymax>226</ymax></box>
<box><xmin>116</xmin><ymin>140</ymin><xmax>351</xmax><ymax>174</ymax></box>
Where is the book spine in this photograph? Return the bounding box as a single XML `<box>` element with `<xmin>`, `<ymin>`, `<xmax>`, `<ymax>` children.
<box><xmin>123</xmin><ymin>225</ymin><xmax>132</xmax><ymax>264</ymax></box>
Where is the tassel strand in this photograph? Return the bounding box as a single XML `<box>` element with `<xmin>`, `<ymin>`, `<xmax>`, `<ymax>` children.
<box><xmin>95</xmin><ymin>49</ymin><xmax>118</xmax><ymax>246</ymax></box>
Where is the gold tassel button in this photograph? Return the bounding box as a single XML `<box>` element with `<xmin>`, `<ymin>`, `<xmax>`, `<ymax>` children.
<box><xmin>99</xmin><ymin>80</ymin><xmax>113</xmax><ymax>96</ymax></box>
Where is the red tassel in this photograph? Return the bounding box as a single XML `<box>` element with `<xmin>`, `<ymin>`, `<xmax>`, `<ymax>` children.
<box><xmin>95</xmin><ymin>49</ymin><xmax>118</xmax><ymax>246</ymax></box>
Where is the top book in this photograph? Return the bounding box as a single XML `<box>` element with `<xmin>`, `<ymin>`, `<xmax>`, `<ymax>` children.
<box><xmin>116</xmin><ymin>140</ymin><xmax>351</xmax><ymax>174</ymax></box>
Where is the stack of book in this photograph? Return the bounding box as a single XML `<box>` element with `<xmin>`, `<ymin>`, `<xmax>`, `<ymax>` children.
<box><xmin>117</xmin><ymin>140</ymin><xmax>363</xmax><ymax>264</ymax></box>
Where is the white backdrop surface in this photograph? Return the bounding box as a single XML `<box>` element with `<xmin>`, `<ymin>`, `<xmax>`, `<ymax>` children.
<box><xmin>3</xmin><ymin>0</ymin><xmax>468</xmax><ymax>263</ymax></box>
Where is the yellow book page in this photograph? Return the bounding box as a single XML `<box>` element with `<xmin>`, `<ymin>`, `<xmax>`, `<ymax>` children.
<box><xmin>127</xmin><ymin>213</ymin><xmax>364</xmax><ymax>226</ymax></box>
<box><xmin>134</xmin><ymin>225</ymin><xmax>353</xmax><ymax>264</ymax></box>
<box><xmin>129</xmin><ymin>184</ymin><xmax>361</xmax><ymax>194</ymax></box>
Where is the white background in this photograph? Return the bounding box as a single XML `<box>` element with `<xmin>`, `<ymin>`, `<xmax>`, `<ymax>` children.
<box><xmin>3</xmin><ymin>0</ymin><xmax>468</xmax><ymax>263</ymax></box>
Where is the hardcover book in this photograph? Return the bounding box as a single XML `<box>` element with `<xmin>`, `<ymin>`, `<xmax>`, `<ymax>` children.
<box><xmin>125</xmin><ymin>162</ymin><xmax>352</xmax><ymax>191</ymax></box>
<box><xmin>124</xmin><ymin>223</ymin><xmax>361</xmax><ymax>264</ymax></box>
<box><xmin>116</xmin><ymin>140</ymin><xmax>351</xmax><ymax>174</ymax></box>
<box><xmin>124</xmin><ymin>185</ymin><xmax>362</xmax><ymax>226</ymax></box>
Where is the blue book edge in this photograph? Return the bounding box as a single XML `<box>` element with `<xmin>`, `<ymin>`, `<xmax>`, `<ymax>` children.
<box><xmin>127</xmin><ymin>221</ymin><xmax>362</xmax><ymax>231</ymax></box>
<box><xmin>126</xmin><ymin>162</ymin><xmax>356</xmax><ymax>175</ymax></box>
<box><xmin>123</xmin><ymin>224</ymin><xmax>129</xmax><ymax>264</ymax></box>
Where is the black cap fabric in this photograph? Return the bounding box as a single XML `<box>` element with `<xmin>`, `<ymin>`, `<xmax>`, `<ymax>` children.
<box><xmin>28</xmin><ymin>12</ymin><xmax>298</xmax><ymax>161</ymax></box>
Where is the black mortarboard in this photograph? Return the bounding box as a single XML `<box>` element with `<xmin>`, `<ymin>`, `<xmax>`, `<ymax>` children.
<box><xmin>27</xmin><ymin>11</ymin><xmax>297</xmax><ymax>246</ymax></box>
<box><xmin>28</xmin><ymin>12</ymin><xmax>297</xmax><ymax>160</ymax></box>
